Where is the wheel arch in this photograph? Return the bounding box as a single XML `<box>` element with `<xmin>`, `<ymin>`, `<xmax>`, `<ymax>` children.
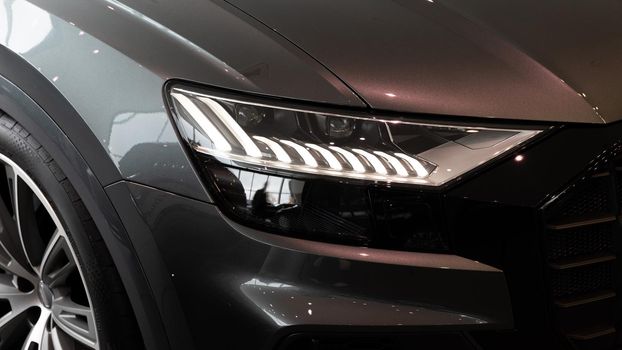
<box><xmin>0</xmin><ymin>45</ymin><xmax>171</xmax><ymax>350</ymax></box>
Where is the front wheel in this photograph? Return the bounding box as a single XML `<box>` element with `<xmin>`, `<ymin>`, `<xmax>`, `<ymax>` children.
<box><xmin>0</xmin><ymin>114</ymin><xmax>143</xmax><ymax>349</ymax></box>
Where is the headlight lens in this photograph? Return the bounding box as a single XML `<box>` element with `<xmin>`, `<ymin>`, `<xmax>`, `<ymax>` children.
<box><xmin>170</xmin><ymin>87</ymin><xmax>540</xmax><ymax>186</ymax></box>
<box><xmin>167</xmin><ymin>85</ymin><xmax>543</xmax><ymax>251</ymax></box>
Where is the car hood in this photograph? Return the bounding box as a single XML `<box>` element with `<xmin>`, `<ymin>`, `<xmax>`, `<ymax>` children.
<box><xmin>226</xmin><ymin>0</ymin><xmax>622</xmax><ymax>124</ymax></box>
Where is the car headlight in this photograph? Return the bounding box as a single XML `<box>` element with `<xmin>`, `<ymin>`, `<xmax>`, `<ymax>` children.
<box><xmin>166</xmin><ymin>84</ymin><xmax>543</xmax><ymax>252</ymax></box>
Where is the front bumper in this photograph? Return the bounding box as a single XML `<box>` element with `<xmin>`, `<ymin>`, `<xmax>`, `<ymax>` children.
<box><xmin>117</xmin><ymin>181</ymin><xmax>510</xmax><ymax>349</ymax></box>
<box><xmin>106</xmin><ymin>121</ymin><xmax>622</xmax><ymax>349</ymax></box>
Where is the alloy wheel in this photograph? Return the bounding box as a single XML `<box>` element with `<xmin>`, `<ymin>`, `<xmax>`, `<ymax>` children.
<box><xmin>0</xmin><ymin>154</ymin><xmax>98</xmax><ymax>349</ymax></box>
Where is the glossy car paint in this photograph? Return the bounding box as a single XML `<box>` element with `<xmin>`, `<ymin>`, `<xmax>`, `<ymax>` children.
<box><xmin>121</xmin><ymin>181</ymin><xmax>511</xmax><ymax>347</ymax></box>
<box><xmin>0</xmin><ymin>0</ymin><xmax>621</xmax><ymax>349</ymax></box>
<box><xmin>227</xmin><ymin>0</ymin><xmax>618</xmax><ymax>123</ymax></box>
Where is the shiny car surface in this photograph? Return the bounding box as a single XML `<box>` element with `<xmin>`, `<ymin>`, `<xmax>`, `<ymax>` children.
<box><xmin>0</xmin><ymin>1</ymin><xmax>621</xmax><ymax>349</ymax></box>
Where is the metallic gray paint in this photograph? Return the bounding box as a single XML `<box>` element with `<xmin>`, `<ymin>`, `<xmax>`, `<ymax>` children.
<box><xmin>226</xmin><ymin>217</ymin><xmax>500</xmax><ymax>272</ymax></box>
<box><xmin>105</xmin><ymin>181</ymin><xmax>194</xmax><ymax>350</ymax></box>
<box><xmin>12</xmin><ymin>0</ymin><xmax>622</xmax><ymax>125</ymax></box>
<box><xmin>22</xmin><ymin>0</ymin><xmax>365</xmax><ymax>107</ymax></box>
<box><xmin>227</xmin><ymin>0</ymin><xmax>622</xmax><ymax>123</ymax></box>
<box><xmin>0</xmin><ymin>0</ymin><xmax>211</xmax><ymax>201</ymax></box>
<box><xmin>0</xmin><ymin>0</ymin><xmax>618</xmax><ymax>348</ymax></box>
<box><xmin>127</xmin><ymin>181</ymin><xmax>512</xmax><ymax>348</ymax></box>
<box><xmin>0</xmin><ymin>0</ymin><xmax>370</xmax><ymax>201</ymax></box>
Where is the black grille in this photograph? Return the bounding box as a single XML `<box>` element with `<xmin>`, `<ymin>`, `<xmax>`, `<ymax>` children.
<box><xmin>543</xmin><ymin>156</ymin><xmax>621</xmax><ymax>349</ymax></box>
<box><xmin>550</xmin><ymin>262</ymin><xmax>614</xmax><ymax>298</ymax></box>
<box><xmin>547</xmin><ymin>223</ymin><xmax>614</xmax><ymax>261</ymax></box>
<box><xmin>555</xmin><ymin>175</ymin><xmax>612</xmax><ymax>219</ymax></box>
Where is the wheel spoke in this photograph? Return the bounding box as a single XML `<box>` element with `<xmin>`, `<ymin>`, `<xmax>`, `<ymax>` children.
<box><xmin>47</xmin><ymin>263</ymin><xmax>75</xmax><ymax>291</ymax></box>
<box><xmin>0</xmin><ymin>256</ymin><xmax>37</xmax><ymax>285</ymax></box>
<box><xmin>11</xmin><ymin>165</ymin><xmax>56</xmax><ymax>274</ymax></box>
<box><xmin>4</xmin><ymin>163</ymin><xmax>18</xmax><ymax>216</ymax></box>
<box><xmin>51</xmin><ymin>297</ymin><xmax>96</xmax><ymax>348</ymax></box>
<box><xmin>0</xmin><ymin>166</ymin><xmax>36</xmax><ymax>283</ymax></box>
<box><xmin>0</xmin><ymin>306</ymin><xmax>37</xmax><ymax>349</ymax></box>
<box><xmin>0</xmin><ymin>155</ymin><xmax>99</xmax><ymax>349</ymax></box>
<box><xmin>40</xmin><ymin>325</ymin><xmax>52</xmax><ymax>350</ymax></box>
<box><xmin>50</xmin><ymin>326</ymin><xmax>73</xmax><ymax>350</ymax></box>
<box><xmin>0</xmin><ymin>274</ymin><xmax>37</xmax><ymax>335</ymax></box>
<box><xmin>40</xmin><ymin>231</ymin><xmax>61</xmax><ymax>267</ymax></box>
<box><xmin>0</xmin><ymin>273</ymin><xmax>25</xmax><ymax>296</ymax></box>
<box><xmin>40</xmin><ymin>236</ymin><xmax>76</xmax><ymax>289</ymax></box>
<box><xmin>0</xmin><ymin>309</ymin><xmax>36</xmax><ymax>333</ymax></box>
<box><xmin>38</xmin><ymin>231</ymin><xmax>61</xmax><ymax>278</ymax></box>
<box><xmin>21</xmin><ymin>308</ymin><xmax>50</xmax><ymax>350</ymax></box>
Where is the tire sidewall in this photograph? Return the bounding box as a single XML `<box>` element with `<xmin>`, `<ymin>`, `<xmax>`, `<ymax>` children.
<box><xmin>0</xmin><ymin>120</ymin><xmax>127</xmax><ymax>349</ymax></box>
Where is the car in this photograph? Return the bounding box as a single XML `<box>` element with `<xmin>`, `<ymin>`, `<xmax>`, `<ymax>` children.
<box><xmin>0</xmin><ymin>0</ymin><xmax>620</xmax><ymax>349</ymax></box>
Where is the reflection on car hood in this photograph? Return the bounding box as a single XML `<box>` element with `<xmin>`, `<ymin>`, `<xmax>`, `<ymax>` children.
<box><xmin>226</xmin><ymin>0</ymin><xmax>622</xmax><ymax>124</ymax></box>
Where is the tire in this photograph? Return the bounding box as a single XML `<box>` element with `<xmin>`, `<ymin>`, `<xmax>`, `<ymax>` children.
<box><xmin>0</xmin><ymin>113</ymin><xmax>143</xmax><ymax>349</ymax></box>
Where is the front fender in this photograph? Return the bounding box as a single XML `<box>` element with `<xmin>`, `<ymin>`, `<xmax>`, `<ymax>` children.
<box><xmin>0</xmin><ymin>49</ymin><xmax>182</xmax><ymax>350</ymax></box>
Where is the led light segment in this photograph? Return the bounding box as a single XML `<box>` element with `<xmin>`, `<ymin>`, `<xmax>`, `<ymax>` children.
<box><xmin>252</xmin><ymin>136</ymin><xmax>291</xmax><ymax>163</ymax></box>
<box><xmin>352</xmin><ymin>149</ymin><xmax>388</xmax><ymax>175</ymax></box>
<box><xmin>306</xmin><ymin>143</ymin><xmax>342</xmax><ymax>170</ymax></box>
<box><xmin>171</xmin><ymin>93</ymin><xmax>232</xmax><ymax>152</ymax></box>
<box><xmin>394</xmin><ymin>153</ymin><xmax>430</xmax><ymax>177</ymax></box>
<box><xmin>198</xmin><ymin>96</ymin><xmax>262</xmax><ymax>157</ymax></box>
<box><xmin>329</xmin><ymin>146</ymin><xmax>366</xmax><ymax>173</ymax></box>
<box><xmin>280</xmin><ymin>140</ymin><xmax>318</xmax><ymax>167</ymax></box>
<box><xmin>374</xmin><ymin>151</ymin><xmax>409</xmax><ymax>176</ymax></box>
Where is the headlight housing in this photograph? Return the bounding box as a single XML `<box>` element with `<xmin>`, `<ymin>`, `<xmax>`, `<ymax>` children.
<box><xmin>167</xmin><ymin>84</ymin><xmax>543</xmax><ymax>251</ymax></box>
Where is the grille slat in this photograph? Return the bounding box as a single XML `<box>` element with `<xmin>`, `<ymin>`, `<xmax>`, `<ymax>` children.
<box><xmin>555</xmin><ymin>289</ymin><xmax>616</xmax><ymax>308</ymax></box>
<box><xmin>547</xmin><ymin>213</ymin><xmax>616</xmax><ymax>230</ymax></box>
<box><xmin>568</xmin><ymin>326</ymin><xmax>616</xmax><ymax>341</ymax></box>
<box><xmin>549</xmin><ymin>253</ymin><xmax>616</xmax><ymax>270</ymax></box>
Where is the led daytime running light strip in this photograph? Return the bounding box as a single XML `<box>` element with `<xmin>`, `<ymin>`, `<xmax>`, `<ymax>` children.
<box><xmin>171</xmin><ymin>92</ymin><xmax>434</xmax><ymax>181</ymax></box>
